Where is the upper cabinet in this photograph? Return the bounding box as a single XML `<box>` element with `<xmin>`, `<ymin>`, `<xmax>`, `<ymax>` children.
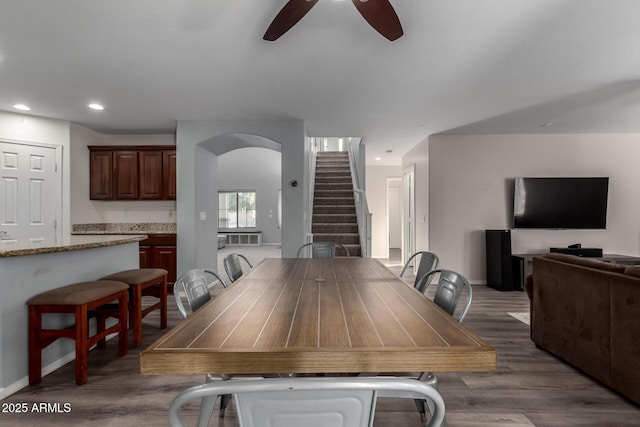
<box><xmin>89</xmin><ymin>146</ymin><xmax>176</xmax><ymax>201</ymax></box>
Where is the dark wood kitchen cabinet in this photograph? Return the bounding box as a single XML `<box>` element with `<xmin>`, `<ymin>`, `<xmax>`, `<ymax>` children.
<box><xmin>89</xmin><ymin>146</ymin><xmax>176</xmax><ymax>200</ymax></box>
<box><xmin>114</xmin><ymin>150</ymin><xmax>139</xmax><ymax>199</ymax></box>
<box><xmin>89</xmin><ymin>150</ymin><xmax>113</xmax><ymax>199</ymax></box>
<box><xmin>139</xmin><ymin>234</ymin><xmax>177</xmax><ymax>283</ymax></box>
<box><xmin>139</xmin><ymin>150</ymin><xmax>163</xmax><ymax>199</ymax></box>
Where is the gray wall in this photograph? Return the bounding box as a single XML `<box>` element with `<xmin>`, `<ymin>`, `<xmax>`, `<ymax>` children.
<box><xmin>176</xmin><ymin>120</ymin><xmax>307</xmax><ymax>273</ymax></box>
<box><xmin>217</xmin><ymin>147</ymin><xmax>282</xmax><ymax>244</ymax></box>
<box><xmin>427</xmin><ymin>133</ymin><xmax>640</xmax><ymax>282</ymax></box>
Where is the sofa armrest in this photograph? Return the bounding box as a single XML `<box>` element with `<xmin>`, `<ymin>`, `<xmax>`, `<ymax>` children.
<box><xmin>524</xmin><ymin>274</ymin><xmax>534</xmax><ymax>299</ymax></box>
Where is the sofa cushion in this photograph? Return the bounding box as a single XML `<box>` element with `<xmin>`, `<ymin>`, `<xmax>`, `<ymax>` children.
<box><xmin>543</xmin><ymin>253</ymin><xmax>627</xmax><ymax>273</ymax></box>
<box><xmin>623</xmin><ymin>265</ymin><xmax>640</xmax><ymax>277</ymax></box>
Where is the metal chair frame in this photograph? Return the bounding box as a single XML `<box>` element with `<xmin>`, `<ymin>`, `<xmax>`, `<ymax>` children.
<box><xmin>173</xmin><ymin>269</ymin><xmax>227</xmax><ymax>318</ymax></box>
<box><xmin>296</xmin><ymin>241</ymin><xmax>350</xmax><ymax>258</ymax></box>
<box><xmin>169</xmin><ymin>377</ymin><xmax>445</xmax><ymax>427</ymax></box>
<box><xmin>223</xmin><ymin>253</ymin><xmax>253</xmax><ymax>283</ymax></box>
<box><xmin>400</xmin><ymin>251</ymin><xmax>439</xmax><ymax>288</ymax></box>
<box><xmin>173</xmin><ymin>268</ymin><xmax>231</xmax><ymax>424</ymax></box>
<box><xmin>413</xmin><ymin>268</ymin><xmax>472</xmax><ymax>423</ymax></box>
<box><xmin>415</xmin><ymin>268</ymin><xmax>472</xmax><ymax>322</ymax></box>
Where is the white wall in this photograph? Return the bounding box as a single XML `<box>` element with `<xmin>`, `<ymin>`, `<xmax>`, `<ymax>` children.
<box><xmin>402</xmin><ymin>139</ymin><xmax>430</xmax><ymax>256</ymax></box>
<box><xmin>429</xmin><ymin>133</ymin><xmax>640</xmax><ymax>282</ymax></box>
<box><xmin>69</xmin><ymin>125</ymin><xmax>176</xmax><ymax>224</ymax></box>
<box><xmin>0</xmin><ymin>110</ymin><xmax>71</xmax><ymax>235</ymax></box>
<box><xmin>366</xmin><ymin>165</ymin><xmax>402</xmax><ymax>258</ymax></box>
<box><xmin>217</xmin><ymin>147</ymin><xmax>282</xmax><ymax>244</ymax></box>
<box><xmin>176</xmin><ymin>120</ymin><xmax>306</xmax><ymax>273</ymax></box>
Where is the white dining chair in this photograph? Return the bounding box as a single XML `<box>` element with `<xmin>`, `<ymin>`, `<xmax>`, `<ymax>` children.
<box><xmin>168</xmin><ymin>377</ymin><xmax>445</xmax><ymax>427</ymax></box>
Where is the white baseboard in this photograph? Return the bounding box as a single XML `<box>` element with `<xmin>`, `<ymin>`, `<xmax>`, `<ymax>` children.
<box><xmin>0</xmin><ymin>332</ymin><xmax>118</xmax><ymax>399</ymax></box>
<box><xmin>0</xmin><ymin>351</ymin><xmax>76</xmax><ymax>399</ymax></box>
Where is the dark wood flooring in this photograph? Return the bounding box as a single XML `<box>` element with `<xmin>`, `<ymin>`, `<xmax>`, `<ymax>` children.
<box><xmin>2</xmin><ymin>269</ymin><xmax>639</xmax><ymax>426</ymax></box>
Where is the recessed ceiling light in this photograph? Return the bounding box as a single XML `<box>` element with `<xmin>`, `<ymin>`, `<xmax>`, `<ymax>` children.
<box><xmin>375</xmin><ymin>157</ymin><xmax>381</xmax><ymax>161</ymax></box>
<box><xmin>13</xmin><ymin>104</ymin><xmax>30</xmax><ymax>111</ymax></box>
<box><xmin>88</xmin><ymin>103</ymin><xmax>104</xmax><ymax>111</ymax></box>
<box><xmin>540</xmin><ymin>122</ymin><xmax>553</xmax><ymax>127</ymax></box>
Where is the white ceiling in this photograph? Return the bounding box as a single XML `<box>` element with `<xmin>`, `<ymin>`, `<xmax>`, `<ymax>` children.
<box><xmin>2</xmin><ymin>0</ymin><xmax>640</xmax><ymax>164</ymax></box>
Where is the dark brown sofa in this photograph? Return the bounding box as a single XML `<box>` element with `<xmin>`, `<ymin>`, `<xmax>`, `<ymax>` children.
<box><xmin>524</xmin><ymin>253</ymin><xmax>640</xmax><ymax>405</ymax></box>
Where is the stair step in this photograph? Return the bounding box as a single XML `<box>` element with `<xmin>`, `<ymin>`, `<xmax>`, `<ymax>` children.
<box><xmin>313</xmin><ymin>205</ymin><xmax>356</xmax><ymax>214</ymax></box>
<box><xmin>313</xmin><ymin>233</ymin><xmax>360</xmax><ymax>244</ymax></box>
<box><xmin>313</xmin><ymin>214</ymin><xmax>357</xmax><ymax>224</ymax></box>
<box><xmin>334</xmin><ymin>245</ymin><xmax>360</xmax><ymax>257</ymax></box>
<box><xmin>315</xmin><ymin>176</ymin><xmax>352</xmax><ymax>183</ymax></box>
<box><xmin>314</xmin><ymin>183</ymin><xmax>353</xmax><ymax>191</ymax></box>
<box><xmin>313</xmin><ymin>223</ymin><xmax>358</xmax><ymax>233</ymax></box>
<box><xmin>341</xmin><ymin>245</ymin><xmax>362</xmax><ymax>257</ymax></box>
<box><xmin>314</xmin><ymin>197</ymin><xmax>354</xmax><ymax>206</ymax></box>
<box><xmin>316</xmin><ymin>169</ymin><xmax>349</xmax><ymax>174</ymax></box>
<box><xmin>315</xmin><ymin>173</ymin><xmax>352</xmax><ymax>179</ymax></box>
<box><xmin>317</xmin><ymin>152</ymin><xmax>348</xmax><ymax>157</ymax></box>
<box><xmin>316</xmin><ymin>164</ymin><xmax>350</xmax><ymax>169</ymax></box>
<box><xmin>314</xmin><ymin>190</ymin><xmax>354</xmax><ymax>198</ymax></box>
<box><xmin>316</xmin><ymin>160</ymin><xmax>349</xmax><ymax>165</ymax></box>
<box><xmin>316</xmin><ymin>156</ymin><xmax>349</xmax><ymax>161</ymax></box>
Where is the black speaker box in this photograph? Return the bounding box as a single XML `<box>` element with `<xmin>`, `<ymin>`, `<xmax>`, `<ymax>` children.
<box><xmin>549</xmin><ymin>247</ymin><xmax>603</xmax><ymax>257</ymax></box>
<box><xmin>486</xmin><ymin>230</ymin><xmax>518</xmax><ymax>291</ymax></box>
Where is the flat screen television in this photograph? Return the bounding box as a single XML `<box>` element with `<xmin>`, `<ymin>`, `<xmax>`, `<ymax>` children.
<box><xmin>513</xmin><ymin>177</ymin><xmax>609</xmax><ymax>229</ymax></box>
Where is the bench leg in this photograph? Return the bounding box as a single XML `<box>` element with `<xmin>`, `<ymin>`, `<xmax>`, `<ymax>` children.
<box><xmin>75</xmin><ymin>305</ymin><xmax>89</xmax><ymax>385</ymax></box>
<box><xmin>118</xmin><ymin>291</ymin><xmax>128</xmax><ymax>357</ymax></box>
<box><xmin>130</xmin><ymin>285</ymin><xmax>143</xmax><ymax>347</ymax></box>
<box><xmin>28</xmin><ymin>306</ymin><xmax>42</xmax><ymax>385</ymax></box>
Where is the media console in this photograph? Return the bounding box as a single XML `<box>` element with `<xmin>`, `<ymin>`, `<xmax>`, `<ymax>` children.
<box><xmin>485</xmin><ymin>229</ymin><xmax>640</xmax><ymax>291</ymax></box>
<box><xmin>549</xmin><ymin>246</ymin><xmax>603</xmax><ymax>257</ymax></box>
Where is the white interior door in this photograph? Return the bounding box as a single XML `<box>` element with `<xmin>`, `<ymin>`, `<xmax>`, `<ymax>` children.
<box><xmin>402</xmin><ymin>165</ymin><xmax>415</xmax><ymax>266</ymax></box>
<box><xmin>387</xmin><ymin>178</ymin><xmax>401</xmax><ymax>249</ymax></box>
<box><xmin>0</xmin><ymin>140</ymin><xmax>61</xmax><ymax>248</ymax></box>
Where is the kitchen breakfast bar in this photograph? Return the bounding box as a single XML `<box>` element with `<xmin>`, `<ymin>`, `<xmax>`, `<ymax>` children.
<box><xmin>0</xmin><ymin>235</ymin><xmax>145</xmax><ymax>398</ymax></box>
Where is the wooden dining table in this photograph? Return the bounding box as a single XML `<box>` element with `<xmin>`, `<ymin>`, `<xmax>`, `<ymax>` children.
<box><xmin>140</xmin><ymin>258</ymin><xmax>496</xmax><ymax>376</ymax></box>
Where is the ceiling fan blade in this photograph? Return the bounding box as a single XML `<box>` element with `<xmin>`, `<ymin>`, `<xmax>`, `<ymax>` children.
<box><xmin>351</xmin><ymin>0</ymin><xmax>403</xmax><ymax>41</ymax></box>
<box><xmin>264</xmin><ymin>0</ymin><xmax>320</xmax><ymax>41</ymax></box>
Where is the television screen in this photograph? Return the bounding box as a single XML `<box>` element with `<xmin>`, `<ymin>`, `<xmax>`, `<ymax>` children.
<box><xmin>513</xmin><ymin>177</ymin><xmax>609</xmax><ymax>229</ymax></box>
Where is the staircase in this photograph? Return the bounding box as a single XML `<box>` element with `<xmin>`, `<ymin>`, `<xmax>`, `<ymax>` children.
<box><xmin>312</xmin><ymin>152</ymin><xmax>361</xmax><ymax>257</ymax></box>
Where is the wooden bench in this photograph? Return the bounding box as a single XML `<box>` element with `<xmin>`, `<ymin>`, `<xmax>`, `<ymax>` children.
<box><xmin>28</xmin><ymin>280</ymin><xmax>129</xmax><ymax>385</ymax></box>
<box><xmin>100</xmin><ymin>268</ymin><xmax>168</xmax><ymax>347</ymax></box>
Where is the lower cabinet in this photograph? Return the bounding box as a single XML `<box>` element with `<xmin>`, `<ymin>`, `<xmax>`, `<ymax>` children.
<box><xmin>139</xmin><ymin>235</ymin><xmax>177</xmax><ymax>284</ymax></box>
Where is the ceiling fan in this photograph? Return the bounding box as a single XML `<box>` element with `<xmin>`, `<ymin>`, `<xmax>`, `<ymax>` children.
<box><xmin>263</xmin><ymin>0</ymin><xmax>403</xmax><ymax>41</ymax></box>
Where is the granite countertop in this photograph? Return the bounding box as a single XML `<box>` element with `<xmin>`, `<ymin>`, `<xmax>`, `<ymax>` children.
<box><xmin>72</xmin><ymin>222</ymin><xmax>176</xmax><ymax>235</ymax></box>
<box><xmin>0</xmin><ymin>234</ymin><xmax>147</xmax><ymax>258</ymax></box>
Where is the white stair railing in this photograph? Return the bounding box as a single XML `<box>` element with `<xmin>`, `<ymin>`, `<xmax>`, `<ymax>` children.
<box><xmin>347</xmin><ymin>143</ymin><xmax>371</xmax><ymax>258</ymax></box>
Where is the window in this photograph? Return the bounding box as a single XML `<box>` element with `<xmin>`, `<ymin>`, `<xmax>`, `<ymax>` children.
<box><xmin>218</xmin><ymin>191</ymin><xmax>256</xmax><ymax>228</ymax></box>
